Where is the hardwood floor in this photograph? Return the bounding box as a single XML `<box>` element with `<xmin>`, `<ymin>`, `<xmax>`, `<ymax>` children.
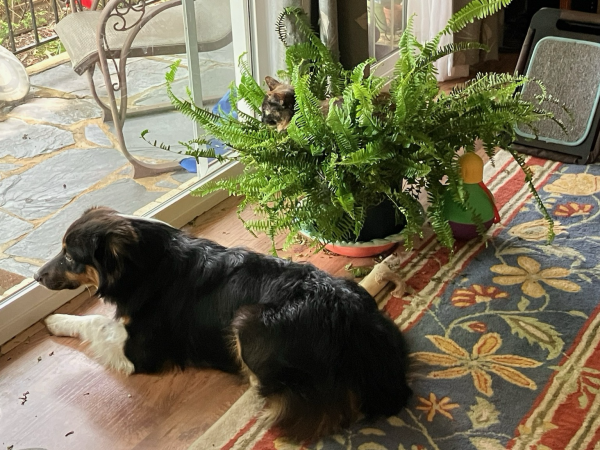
<box><xmin>0</xmin><ymin>197</ymin><xmax>381</xmax><ymax>450</ymax></box>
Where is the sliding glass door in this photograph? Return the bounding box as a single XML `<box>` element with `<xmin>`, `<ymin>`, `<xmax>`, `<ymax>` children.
<box><xmin>0</xmin><ymin>0</ymin><xmax>257</xmax><ymax>346</ymax></box>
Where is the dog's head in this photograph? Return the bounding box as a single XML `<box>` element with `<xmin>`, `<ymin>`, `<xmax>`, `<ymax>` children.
<box><xmin>261</xmin><ymin>76</ymin><xmax>295</xmax><ymax>132</ymax></box>
<box><xmin>35</xmin><ymin>206</ymin><xmax>137</xmax><ymax>291</ymax></box>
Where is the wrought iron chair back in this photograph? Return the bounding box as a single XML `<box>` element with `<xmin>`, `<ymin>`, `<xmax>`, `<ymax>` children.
<box><xmin>55</xmin><ymin>0</ymin><xmax>232</xmax><ymax>178</ymax></box>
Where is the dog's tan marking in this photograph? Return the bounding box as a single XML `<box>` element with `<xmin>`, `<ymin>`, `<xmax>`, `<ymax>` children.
<box><xmin>230</xmin><ymin>331</ymin><xmax>259</xmax><ymax>386</ymax></box>
<box><xmin>119</xmin><ymin>316</ymin><xmax>131</xmax><ymax>326</ymax></box>
<box><xmin>105</xmin><ymin>220</ymin><xmax>138</xmax><ymax>259</ymax></box>
<box><xmin>109</xmin><ymin>231</ymin><xmax>135</xmax><ymax>256</ymax></box>
<box><xmin>263</xmin><ymin>389</ymin><xmax>361</xmax><ymax>441</ymax></box>
<box><xmin>65</xmin><ymin>265</ymin><xmax>100</xmax><ymax>287</ymax></box>
<box><xmin>262</xmin><ymin>393</ymin><xmax>289</xmax><ymax>425</ymax></box>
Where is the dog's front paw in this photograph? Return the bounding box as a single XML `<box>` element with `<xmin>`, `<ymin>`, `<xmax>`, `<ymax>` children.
<box><xmin>112</xmin><ymin>358</ymin><xmax>135</xmax><ymax>376</ymax></box>
<box><xmin>44</xmin><ymin>314</ymin><xmax>80</xmax><ymax>337</ymax></box>
<box><xmin>94</xmin><ymin>347</ymin><xmax>136</xmax><ymax>375</ymax></box>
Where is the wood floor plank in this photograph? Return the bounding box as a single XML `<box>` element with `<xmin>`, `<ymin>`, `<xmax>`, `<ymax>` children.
<box><xmin>0</xmin><ymin>197</ymin><xmax>383</xmax><ymax>449</ymax></box>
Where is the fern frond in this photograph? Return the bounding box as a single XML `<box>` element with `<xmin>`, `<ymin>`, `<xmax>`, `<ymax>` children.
<box><xmin>236</xmin><ymin>55</ymin><xmax>266</xmax><ymax>114</ymax></box>
<box><xmin>326</xmin><ymin>103</ymin><xmax>361</xmax><ymax>156</ymax></box>
<box><xmin>441</xmin><ymin>0</ymin><xmax>511</xmax><ymax>36</ymax></box>
<box><xmin>278</xmin><ymin>6</ymin><xmax>346</xmax><ymax>96</ymax></box>
<box><xmin>418</xmin><ymin>41</ymin><xmax>489</xmax><ymax>67</ymax></box>
<box><xmin>507</xmin><ymin>147</ymin><xmax>555</xmax><ymax>243</ymax></box>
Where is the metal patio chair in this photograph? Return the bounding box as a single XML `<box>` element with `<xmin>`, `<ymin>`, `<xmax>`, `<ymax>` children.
<box><xmin>55</xmin><ymin>0</ymin><xmax>232</xmax><ymax>178</ymax></box>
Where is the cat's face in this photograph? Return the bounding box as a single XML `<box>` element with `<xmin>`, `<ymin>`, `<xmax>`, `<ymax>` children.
<box><xmin>261</xmin><ymin>76</ymin><xmax>295</xmax><ymax>132</ymax></box>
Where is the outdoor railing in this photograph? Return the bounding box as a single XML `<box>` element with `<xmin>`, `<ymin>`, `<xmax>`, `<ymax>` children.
<box><xmin>0</xmin><ymin>0</ymin><xmax>66</xmax><ymax>54</ymax></box>
<box><xmin>1</xmin><ymin>0</ymin><xmax>162</xmax><ymax>63</ymax></box>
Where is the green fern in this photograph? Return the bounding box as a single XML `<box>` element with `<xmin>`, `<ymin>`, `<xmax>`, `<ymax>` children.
<box><xmin>155</xmin><ymin>0</ymin><xmax>557</xmax><ymax>253</ymax></box>
<box><xmin>235</xmin><ymin>55</ymin><xmax>266</xmax><ymax>114</ymax></box>
<box><xmin>441</xmin><ymin>0</ymin><xmax>512</xmax><ymax>36</ymax></box>
<box><xmin>418</xmin><ymin>41</ymin><xmax>490</xmax><ymax>67</ymax></box>
<box><xmin>277</xmin><ymin>6</ymin><xmax>347</xmax><ymax>98</ymax></box>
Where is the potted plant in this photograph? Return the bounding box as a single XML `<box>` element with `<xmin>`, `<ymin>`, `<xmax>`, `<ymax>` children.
<box><xmin>158</xmin><ymin>0</ymin><xmax>558</xmax><ymax>255</ymax></box>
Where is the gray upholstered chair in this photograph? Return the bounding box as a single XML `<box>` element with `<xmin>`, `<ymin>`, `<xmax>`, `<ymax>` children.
<box><xmin>55</xmin><ymin>0</ymin><xmax>232</xmax><ymax>178</ymax></box>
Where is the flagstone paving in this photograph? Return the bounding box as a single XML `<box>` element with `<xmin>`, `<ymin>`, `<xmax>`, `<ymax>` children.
<box><xmin>0</xmin><ymin>258</ymin><xmax>39</xmax><ymax>279</ymax></box>
<box><xmin>5</xmin><ymin>179</ymin><xmax>164</xmax><ymax>261</ymax></box>
<box><xmin>0</xmin><ymin>147</ymin><xmax>126</xmax><ymax>220</ymax></box>
<box><xmin>84</xmin><ymin>124</ymin><xmax>113</xmax><ymax>147</ymax></box>
<box><xmin>10</xmin><ymin>97</ymin><xmax>102</xmax><ymax>125</ymax></box>
<box><xmin>29</xmin><ymin>62</ymin><xmax>109</xmax><ymax>96</ymax></box>
<box><xmin>0</xmin><ymin>45</ymin><xmax>235</xmax><ymax>296</ymax></box>
<box><xmin>0</xmin><ymin>212</ymin><xmax>33</xmax><ymax>245</ymax></box>
<box><xmin>109</xmin><ymin>110</ymin><xmax>197</xmax><ymax>161</ymax></box>
<box><xmin>0</xmin><ymin>118</ymin><xmax>75</xmax><ymax>158</ymax></box>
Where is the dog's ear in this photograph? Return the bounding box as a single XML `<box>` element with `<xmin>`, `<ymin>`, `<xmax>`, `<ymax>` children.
<box><xmin>102</xmin><ymin>221</ymin><xmax>137</xmax><ymax>258</ymax></box>
<box><xmin>91</xmin><ymin>217</ymin><xmax>137</xmax><ymax>281</ymax></box>
<box><xmin>83</xmin><ymin>205</ymin><xmax>117</xmax><ymax>216</ymax></box>
<box><xmin>265</xmin><ymin>76</ymin><xmax>282</xmax><ymax>91</ymax></box>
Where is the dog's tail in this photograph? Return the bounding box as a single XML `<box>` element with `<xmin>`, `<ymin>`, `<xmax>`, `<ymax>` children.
<box><xmin>260</xmin><ymin>378</ymin><xmax>362</xmax><ymax>441</ymax></box>
<box><xmin>232</xmin><ymin>304</ymin><xmax>411</xmax><ymax>442</ymax></box>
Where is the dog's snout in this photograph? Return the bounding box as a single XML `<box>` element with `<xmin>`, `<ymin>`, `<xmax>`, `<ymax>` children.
<box><xmin>34</xmin><ymin>270</ymin><xmax>50</xmax><ymax>285</ymax></box>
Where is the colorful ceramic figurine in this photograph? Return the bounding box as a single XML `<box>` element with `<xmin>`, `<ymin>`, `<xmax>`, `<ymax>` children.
<box><xmin>443</xmin><ymin>152</ymin><xmax>500</xmax><ymax>240</ymax></box>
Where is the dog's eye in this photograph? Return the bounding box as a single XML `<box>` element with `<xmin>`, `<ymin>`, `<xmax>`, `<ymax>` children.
<box><xmin>65</xmin><ymin>254</ymin><xmax>73</xmax><ymax>263</ymax></box>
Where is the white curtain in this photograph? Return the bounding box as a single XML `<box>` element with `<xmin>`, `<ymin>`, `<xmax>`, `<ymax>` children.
<box><xmin>407</xmin><ymin>0</ymin><xmax>469</xmax><ymax>81</ymax></box>
<box><xmin>319</xmin><ymin>0</ymin><xmax>339</xmax><ymax>60</ymax></box>
<box><xmin>266</xmin><ymin>0</ymin><xmax>339</xmax><ymax>77</ymax></box>
<box><xmin>267</xmin><ymin>0</ymin><xmax>307</xmax><ymax>77</ymax></box>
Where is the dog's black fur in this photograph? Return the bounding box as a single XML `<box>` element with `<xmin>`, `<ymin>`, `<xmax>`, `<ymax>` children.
<box><xmin>36</xmin><ymin>207</ymin><xmax>411</xmax><ymax>440</ymax></box>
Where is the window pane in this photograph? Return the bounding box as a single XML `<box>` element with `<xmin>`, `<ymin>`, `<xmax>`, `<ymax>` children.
<box><xmin>0</xmin><ymin>0</ymin><xmax>236</xmax><ymax>301</ymax></box>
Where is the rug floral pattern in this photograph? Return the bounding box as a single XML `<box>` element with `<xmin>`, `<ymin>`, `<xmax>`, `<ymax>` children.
<box><xmin>199</xmin><ymin>154</ymin><xmax>600</xmax><ymax>450</ymax></box>
<box><xmin>301</xmin><ymin>160</ymin><xmax>600</xmax><ymax>450</ymax></box>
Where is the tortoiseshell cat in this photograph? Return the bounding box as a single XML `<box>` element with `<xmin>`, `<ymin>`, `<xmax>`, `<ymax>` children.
<box><xmin>261</xmin><ymin>76</ymin><xmax>344</xmax><ymax>132</ymax></box>
<box><xmin>261</xmin><ymin>76</ymin><xmax>391</xmax><ymax>132</ymax></box>
<box><xmin>261</xmin><ymin>76</ymin><xmax>296</xmax><ymax>132</ymax></box>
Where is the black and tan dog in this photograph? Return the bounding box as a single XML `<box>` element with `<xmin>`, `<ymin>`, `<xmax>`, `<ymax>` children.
<box><xmin>36</xmin><ymin>206</ymin><xmax>411</xmax><ymax>440</ymax></box>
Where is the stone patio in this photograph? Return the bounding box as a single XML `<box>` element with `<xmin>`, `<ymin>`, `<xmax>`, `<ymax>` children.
<box><xmin>0</xmin><ymin>44</ymin><xmax>235</xmax><ymax>296</ymax></box>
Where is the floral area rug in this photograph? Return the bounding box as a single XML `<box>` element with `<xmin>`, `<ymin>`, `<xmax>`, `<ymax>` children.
<box><xmin>189</xmin><ymin>150</ymin><xmax>600</xmax><ymax>450</ymax></box>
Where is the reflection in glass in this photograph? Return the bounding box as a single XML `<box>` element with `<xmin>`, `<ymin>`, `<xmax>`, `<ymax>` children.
<box><xmin>368</xmin><ymin>0</ymin><xmax>405</xmax><ymax>61</ymax></box>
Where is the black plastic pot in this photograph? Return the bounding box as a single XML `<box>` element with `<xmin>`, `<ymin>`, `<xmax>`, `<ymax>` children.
<box><xmin>347</xmin><ymin>198</ymin><xmax>406</xmax><ymax>242</ymax></box>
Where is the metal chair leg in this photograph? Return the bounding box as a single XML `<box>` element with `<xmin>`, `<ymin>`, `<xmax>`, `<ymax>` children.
<box><xmin>86</xmin><ymin>66</ymin><xmax>112</xmax><ymax>121</ymax></box>
<box><xmin>96</xmin><ymin>48</ymin><xmax>181</xmax><ymax>178</ymax></box>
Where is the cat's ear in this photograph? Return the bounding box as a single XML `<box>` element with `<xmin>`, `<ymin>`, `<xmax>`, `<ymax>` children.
<box><xmin>274</xmin><ymin>91</ymin><xmax>295</xmax><ymax>108</ymax></box>
<box><xmin>265</xmin><ymin>76</ymin><xmax>282</xmax><ymax>90</ymax></box>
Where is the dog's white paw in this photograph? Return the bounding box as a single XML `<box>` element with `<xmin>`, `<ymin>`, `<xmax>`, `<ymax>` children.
<box><xmin>111</xmin><ymin>358</ymin><xmax>135</xmax><ymax>376</ymax></box>
<box><xmin>44</xmin><ymin>314</ymin><xmax>80</xmax><ymax>337</ymax></box>
<box><xmin>92</xmin><ymin>346</ymin><xmax>135</xmax><ymax>376</ymax></box>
